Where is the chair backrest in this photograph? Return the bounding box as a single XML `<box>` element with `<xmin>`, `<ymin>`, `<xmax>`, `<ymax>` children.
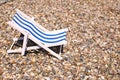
<box><xmin>16</xmin><ymin>9</ymin><xmax>49</xmax><ymax>32</ymax></box>
<box><xmin>12</xmin><ymin>10</ymin><xmax>67</xmax><ymax>45</ymax></box>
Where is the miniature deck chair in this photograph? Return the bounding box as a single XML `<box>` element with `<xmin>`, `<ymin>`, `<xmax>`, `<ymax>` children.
<box><xmin>7</xmin><ymin>9</ymin><xmax>68</xmax><ymax>60</ymax></box>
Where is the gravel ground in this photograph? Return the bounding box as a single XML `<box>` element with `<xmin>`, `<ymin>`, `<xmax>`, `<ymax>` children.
<box><xmin>0</xmin><ymin>0</ymin><xmax>120</xmax><ymax>80</ymax></box>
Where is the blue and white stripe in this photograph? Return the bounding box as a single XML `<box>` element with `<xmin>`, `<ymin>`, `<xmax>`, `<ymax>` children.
<box><xmin>12</xmin><ymin>12</ymin><xmax>67</xmax><ymax>44</ymax></box>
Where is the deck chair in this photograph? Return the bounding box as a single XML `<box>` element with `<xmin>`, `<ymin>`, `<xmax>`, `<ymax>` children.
<box><xmin>7</xmin><ymin>9</ymin><xmax>68</xmax><ymax>60</ymax></box>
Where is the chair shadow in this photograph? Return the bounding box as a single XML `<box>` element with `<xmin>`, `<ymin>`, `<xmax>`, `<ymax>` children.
<box><xmin>14</xmin><ymin>34</ymin><xmax>63</xmax><ymax>56</ymax></box>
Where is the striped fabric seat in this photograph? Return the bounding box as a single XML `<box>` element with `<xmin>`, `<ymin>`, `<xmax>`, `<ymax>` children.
<box><xmin>12</xmin><ymin>12</ymin><xmax>67</xmax><ymax>45</ymax></box>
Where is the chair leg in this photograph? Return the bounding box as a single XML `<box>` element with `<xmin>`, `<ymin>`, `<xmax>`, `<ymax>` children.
<box><xmin>38</xmin><ymin>43</ymin><xmax>63</xmax><ymax>60</ymax></box>
<box><xmin>22</xmin><ymin>33</ymin><xmax>28</xmax><ymax>55</ymax></box>
<box><xmin>46</xmin><ymin>47</ymin><xmax>63</xmax><ymax>60</ymax></box>
<box><xmin>59</xmin><ymin>45</ymin><xmax>63</xmax><ymax>55</ymax></box>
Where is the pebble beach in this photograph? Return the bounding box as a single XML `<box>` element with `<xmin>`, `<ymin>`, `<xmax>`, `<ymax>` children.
<box><xmin>0</xmin><ymin>0</ymin><xmax>120</xmax><ymax>79</ymax></box>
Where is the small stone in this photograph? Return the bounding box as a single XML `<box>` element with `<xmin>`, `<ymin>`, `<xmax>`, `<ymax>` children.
<box><xmin>0</xmin><ymin>76</ymin><xmax>3</xmax><ymax>80</ymax></box>
<box><xmin>110</xmin><ymin>28</ymin><xmax>114</xmax><ymax>32</ymax></box>
<box><xmin>0</xmin><ymin>67</ymin><xmax>3</xmax><ymax>75</ymax></box>
<box><xmin>44</xmin><ymin>77</ymin><xmax>50</xmax><ymax>80</ymax></box>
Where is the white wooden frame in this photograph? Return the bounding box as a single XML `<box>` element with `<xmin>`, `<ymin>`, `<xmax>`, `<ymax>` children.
<box><xmin>7</xmin><ymin>9</ymin><xmax>68</xmax><ymax>60</ymax></box>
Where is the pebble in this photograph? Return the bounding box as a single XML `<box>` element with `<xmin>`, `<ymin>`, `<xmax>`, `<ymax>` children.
<box><xmin>0</xmin><ymin>67</ymin><xmax>3</xmax><ymax>75</ymax></box>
